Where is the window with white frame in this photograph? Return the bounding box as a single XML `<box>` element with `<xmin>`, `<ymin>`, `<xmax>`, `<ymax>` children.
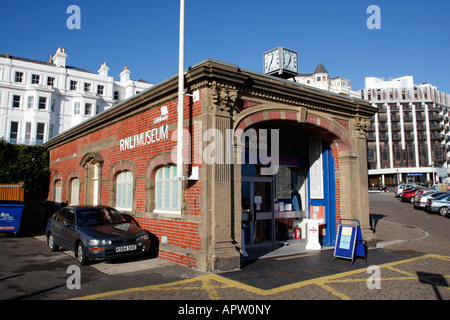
<box><xmin>31</xmin><ymin>74</ymin><xmax>40</xmax><ymax>84</ymax></box>
<box><xmin>12</xmin><ymin>95</ymin><xmax>21</xmax><ymax>108</ymax></box>
<box><xmin>74</xmin><ymin>102</ymin><xmax>80</xmax><ymax>114</ymax></box>
<box><xmin>155</xmin><ymin>165</ymin><xmax>180</xmax><ymax>213</ymax></box>
<box><xmin>38</xmin><ymin>96</ymin><xmax>47</xmax><ymax>109</ymax></box>
<box><xmin>36</xmin><ymin>123</ymin><xmax>45</xmax><ymax>145</ymax></box>
<box><xmin>15</xmin><ymin>72</ymin><xmax>24</xmax><ymax>83</ymax></box>
<box><xmin>70</xmin><ymin>80</ymin><xmax>77</xmax><ymax>91</ymax></box>
<box><xmin>70</xmin><ymin>178</ymin><xmax>80</xmax><ymax>205</ymax></box>
<box><xmin>27</xmin><ymin>96</ymin><xmax>34</xmax><ymax>109</ymax></box>
<box><xmin>116</xmin><ymin>171</ymin><xmax>133</xmax><ymax>210</ymax></box>
<box><xmin>25</xmin><ymin>122</ymin><xmax>31</xmax><ymax>143</ymax></box>
<box><xmin>47</xmin><ymin>77</ymin><xmax>55</xmax><ymax>86</ymax></box>
<box><xmin>85</xmin><ymin>103</ymin><xmax>92</xmax><ymax>115</ymax></box>
<box><xmin>55</xmin><ymin>180</ymin><xmax>62</xmax><ymax>203</ymax></box>
<box><xmin>10</xmin><ymin>121</ymin><xmax>18</xmax><ymax>142</ymax></box>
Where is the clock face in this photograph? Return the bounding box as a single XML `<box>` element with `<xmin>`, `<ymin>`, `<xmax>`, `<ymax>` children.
<box><xmin>283</xmin><ymin>49</ymin><xmax>298</xmax><ymax>73</ymax></box>
<box><xmin>264</xmin><ymin>49</ymin><xmax>280</xmax><ymax>74</ymax></box>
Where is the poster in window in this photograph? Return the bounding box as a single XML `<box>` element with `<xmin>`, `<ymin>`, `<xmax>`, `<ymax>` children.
<box><xmin>309</xmin><ymin>136</ymin><xmax>324</xmax><ymax>199</ymax></box>
<box><xmin>275</xmin><ymin>166</ymin><xmax>291</xmax><ymax>199</ymax></box>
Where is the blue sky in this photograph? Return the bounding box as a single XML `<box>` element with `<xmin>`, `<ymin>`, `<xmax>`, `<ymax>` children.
<box><xmin>1</xmin><ymin>0</ymin><xmax>449</xmax><ymax>92</ymax></box>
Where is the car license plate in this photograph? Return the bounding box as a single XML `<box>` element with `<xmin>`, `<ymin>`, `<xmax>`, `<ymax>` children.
<box><xmin>116</xmin><ymin>245</ymin><xmax>137</xmax><ymax>252</ymax></box>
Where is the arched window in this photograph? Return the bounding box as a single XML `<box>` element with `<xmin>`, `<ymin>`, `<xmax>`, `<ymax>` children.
<box><xmin>155</xmin><ymin>165</ymin><xmax>180</xmax><ymax>213</ymax></box>
<box><xmin>116</xmin><ymin>171</ymin><xmax>133</xmax><ymax>210</ymax></box>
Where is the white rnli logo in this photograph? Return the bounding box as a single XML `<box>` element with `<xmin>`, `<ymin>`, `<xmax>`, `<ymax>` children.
<box><xmin>154</xmin><ymin>106</ymin><xmax>168</xmax><ymax>124</ymax></box>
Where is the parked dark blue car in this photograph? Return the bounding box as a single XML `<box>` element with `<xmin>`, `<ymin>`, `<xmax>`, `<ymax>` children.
<box><xmin>45</xmin><ymin>206</ymin><xmax>150</xmax><ymax>265</ymax></box>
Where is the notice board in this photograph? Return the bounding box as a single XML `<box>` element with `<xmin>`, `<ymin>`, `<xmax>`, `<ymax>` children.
<box><xmin>333</xmin><ymin>219</ymin><xmax>366</xmax><ymax>263</ymax></box>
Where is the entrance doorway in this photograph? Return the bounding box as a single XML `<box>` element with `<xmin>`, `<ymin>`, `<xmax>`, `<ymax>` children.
<box><xmin>240</xmin><ymin>123</ymin><xmax>338</xmax><ymax>256</ymax></box>
<box><xmin>241</xmin><ymin>177</ymin><xmax>274</xmax><ymax>248</ymax></box>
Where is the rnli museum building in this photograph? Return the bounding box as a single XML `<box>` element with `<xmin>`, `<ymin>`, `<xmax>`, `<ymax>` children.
<box><xmin>44</xmin><ymin>59</ymin><xmax>377</xmax><ymax>272</ymax></box>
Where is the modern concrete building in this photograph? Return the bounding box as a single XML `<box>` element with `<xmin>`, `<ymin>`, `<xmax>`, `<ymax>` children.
<box><xmin>0</xmin><ymin>48</ymin><xmax>152</xmax><ymax>145</ymax></box>
<box><xmin>361</xmin><ymin>76</ymin><xmax>450</xmax><ymax>186</ymax></box>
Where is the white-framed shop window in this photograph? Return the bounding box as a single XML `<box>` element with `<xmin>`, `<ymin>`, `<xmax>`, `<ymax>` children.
<box><xmin>116</xmin><ymin>171</ymin><xmax>133</xmax><ymax>210</ymax></box>
<box><xmin>155</xmin><ymin>165</ymin><xmax>180</xmax><ymax>214</ymax></box>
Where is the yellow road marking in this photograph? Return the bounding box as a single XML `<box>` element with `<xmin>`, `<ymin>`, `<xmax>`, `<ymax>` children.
<box><xmin>71</xmin><ymin>253</ymin><xmax>450</xmax><ymax>300</ymax></box>
<box><xmin>316</xmin><ymin>281</ymin><xmax>351</xmax><ymax>300</ymax></box>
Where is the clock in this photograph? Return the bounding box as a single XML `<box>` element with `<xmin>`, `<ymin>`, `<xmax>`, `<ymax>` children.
<box><xmin>263</xmin><ymin>47</ymin><xmax>298</xmax><ymax>78</ymax></box>
<box><xmin>283</xmin><ymin>48</ymin><xmax>298</xmax><ymax>73</ymax></box>
<box><xmin>264</xmin><ymin>48</ymin><xmax>280</xmax><ymax>74</ymax></box>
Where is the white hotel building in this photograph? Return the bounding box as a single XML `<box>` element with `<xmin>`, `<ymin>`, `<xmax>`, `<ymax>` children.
<box><xmin>0</xmin><ymin>48</ymin><xmax>152</xmax><ymax>145</ymax></box>
<box><xmin>292</xmin><ymin>62</ymin><xmax>361</xmax><ymax>98</ymax></box>
<box><xmin>362</xmin><ymin>76</ymin><xmax>450</xmax><ymax>186</ymax></box>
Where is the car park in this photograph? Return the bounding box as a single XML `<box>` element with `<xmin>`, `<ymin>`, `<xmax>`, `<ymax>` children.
<box><xmin>414</xmin><ymin>191</ymin><xmax>449</xmax><ymax>209</ymax></box>
<box><xmin>425</xmin><ymin>194</ymin><xmax>450</xmax><ymax>216</ymax></box>
<box><xmin>45</xmin><ymin>206</ymin><xmax>150</xmax><ymax>265</ymax></box>
<box><xmin>395</xmin><ymin>183</ymin><xmax>418</xmax><ymax>197</ymax></box>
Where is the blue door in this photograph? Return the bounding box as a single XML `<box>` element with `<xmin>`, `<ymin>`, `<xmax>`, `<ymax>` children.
<box><xmin>308</xmin><ymin>138</ymin><xmax>336</xmax><ymax>247</ymax></box>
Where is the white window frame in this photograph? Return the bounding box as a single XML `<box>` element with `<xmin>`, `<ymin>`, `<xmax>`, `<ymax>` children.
<box><xmin>47</xmin><ymin>76</ymin><xmax>55</xmax><ymax>86</ymax></box>
<box><xmin>25</xmin><ymin>122</ymin><xmax>32</xmax><ymax>143</ymax></box>
<box><xmin>154</xmin><ymin>165</ymin><xmax>181</xmax><ymax>215</ymax></box>
<box><xmin>27</xmin><ymin>96</ymin><xmax>34</xmax><ymax>109</ymax></box>
<box><xmin>70</xmin><ymin>80</ymin><xmax>78</xmax><ymax>91</ymax></box>
<box><xmin>70</xmin><ymin>178</ymin><xmax>80</xmax><ymax>205</ymax></box>
<box><xmin>15</xmin><ymin>71</ymin><xmax>24</xmax><ymax>83</ymax></box>
<box><xmin>31</xmin><ymin>74</ymin><xmax>40</xmax><ymax>84</ymax></box>
<box><xmin>85</xmin><ymin>103</ymin><xmax>92</xmax><ymax>115</ymax></box>
<box><xmin>38</xmin><ymin>96</ymin><xmax>47</xmax><ymax>110</ymax></box>
<box><xmin>12</xmin><ymin>94</ymin><xmax>21</xmax><ymax>108</ymax></box>
<box><xmin>74</xmin><ymin>102</ymin><xmax>80</xmax><ymax>114</ymax></box>
<box><xmin>116</xmin><ymin>171</ymin><xmax>133</xmax><ymax>211</ymax></box>
<box><xmin>55</xmin><ymin>180</ymin><xmax>62</xmax><ymax>203</ymax></box>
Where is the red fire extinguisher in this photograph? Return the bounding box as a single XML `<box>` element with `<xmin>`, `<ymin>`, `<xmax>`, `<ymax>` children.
<box><xmin>294</xmin><ymin>226</ymin><xmax>301</xmax><ymax>239</ymax></box>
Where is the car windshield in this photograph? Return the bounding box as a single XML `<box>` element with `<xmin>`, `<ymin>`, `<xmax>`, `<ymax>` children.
<box><xmin>77</xmin><ymin>207</ymin><xmax>127</xmax><ymax>227</ymax></box>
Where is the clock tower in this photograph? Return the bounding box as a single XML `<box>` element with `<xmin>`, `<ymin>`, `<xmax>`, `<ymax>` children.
<box><xmin>263</xmin><ymin>47</ymin><xmax>298</xmax><ymax>79</ymax></box>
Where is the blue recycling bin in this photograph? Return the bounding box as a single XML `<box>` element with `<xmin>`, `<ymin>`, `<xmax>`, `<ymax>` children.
<box><xmin>0</xmin><ymin>202</ymin><xmax>25</xmax><ymax>236</ymax></box>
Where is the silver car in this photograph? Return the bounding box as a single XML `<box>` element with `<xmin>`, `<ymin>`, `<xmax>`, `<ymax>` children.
<box><xmin>425</xmin><ymin>194</ymin><xmax>450</xmax><ymax>216</ymax></box>
<box><xmin>414</xmin><ymin>191</ymin><xmax>449</xmax><ymax>209</ymax></box>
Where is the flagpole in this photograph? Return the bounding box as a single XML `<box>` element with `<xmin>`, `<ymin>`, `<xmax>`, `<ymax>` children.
<box><xmin>177</xmin><ymin>0</ymin><xmax>185</xmax><ymax>208</ymax></box>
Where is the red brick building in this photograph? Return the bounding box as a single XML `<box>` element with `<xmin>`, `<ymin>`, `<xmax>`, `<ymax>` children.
<box><xmin>45</xmin><ymin>59</ymin><xmax>376</xmax><ymax>271</ymax></box>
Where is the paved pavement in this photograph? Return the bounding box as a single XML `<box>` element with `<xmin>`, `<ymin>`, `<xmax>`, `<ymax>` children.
<box><xmin>68</xmin><ymin>193</ymin><xmax>450</xmax><ymax>301</ymax></box>
<box><xmin>1</xmin><ymin>192</ymin><xmax>448</xmax><ymax>305</ymax></box>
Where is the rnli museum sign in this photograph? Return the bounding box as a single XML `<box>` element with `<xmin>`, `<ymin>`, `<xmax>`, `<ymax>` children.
<box><xmin>119</xmin><ymin>107</ymin><xmax>169</xmax><ymax>151</ymax></box>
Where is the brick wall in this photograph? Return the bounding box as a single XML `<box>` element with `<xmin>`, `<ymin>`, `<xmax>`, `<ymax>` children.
<box><xmin>48</xmin><ymin>94</ymin><xmax>203</xmax><ymax>267</ymax></box>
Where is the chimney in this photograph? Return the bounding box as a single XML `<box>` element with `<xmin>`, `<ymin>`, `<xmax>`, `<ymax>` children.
<box><xmin>120</xmin><ymin>66</ymin><xmax>131</xmax><ymax>83</ymax></box>
<box><xmin>52</xmin><ymin>48</ymin><xmax>67</xmax><ymax>68</ymax></box>
<box><xmin>98</xmin><ymin>61</ymin><xmax>109</xmax><ymax>77</ymax></box>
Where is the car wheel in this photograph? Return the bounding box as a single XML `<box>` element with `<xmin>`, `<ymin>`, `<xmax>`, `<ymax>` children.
<box><xmin>77</xmin><ymin>242</ymin><xmax>89</xmax><ymax>266</ymax></box>
<box><xmin>438</xmin><ymin>207</ymin><xmax>447</xmax><ymax>217</ymax></box>
<box><xmin>47</xmin><ymin>233</ymin><xmax>59</xmax><ymax>252</ymax></box>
